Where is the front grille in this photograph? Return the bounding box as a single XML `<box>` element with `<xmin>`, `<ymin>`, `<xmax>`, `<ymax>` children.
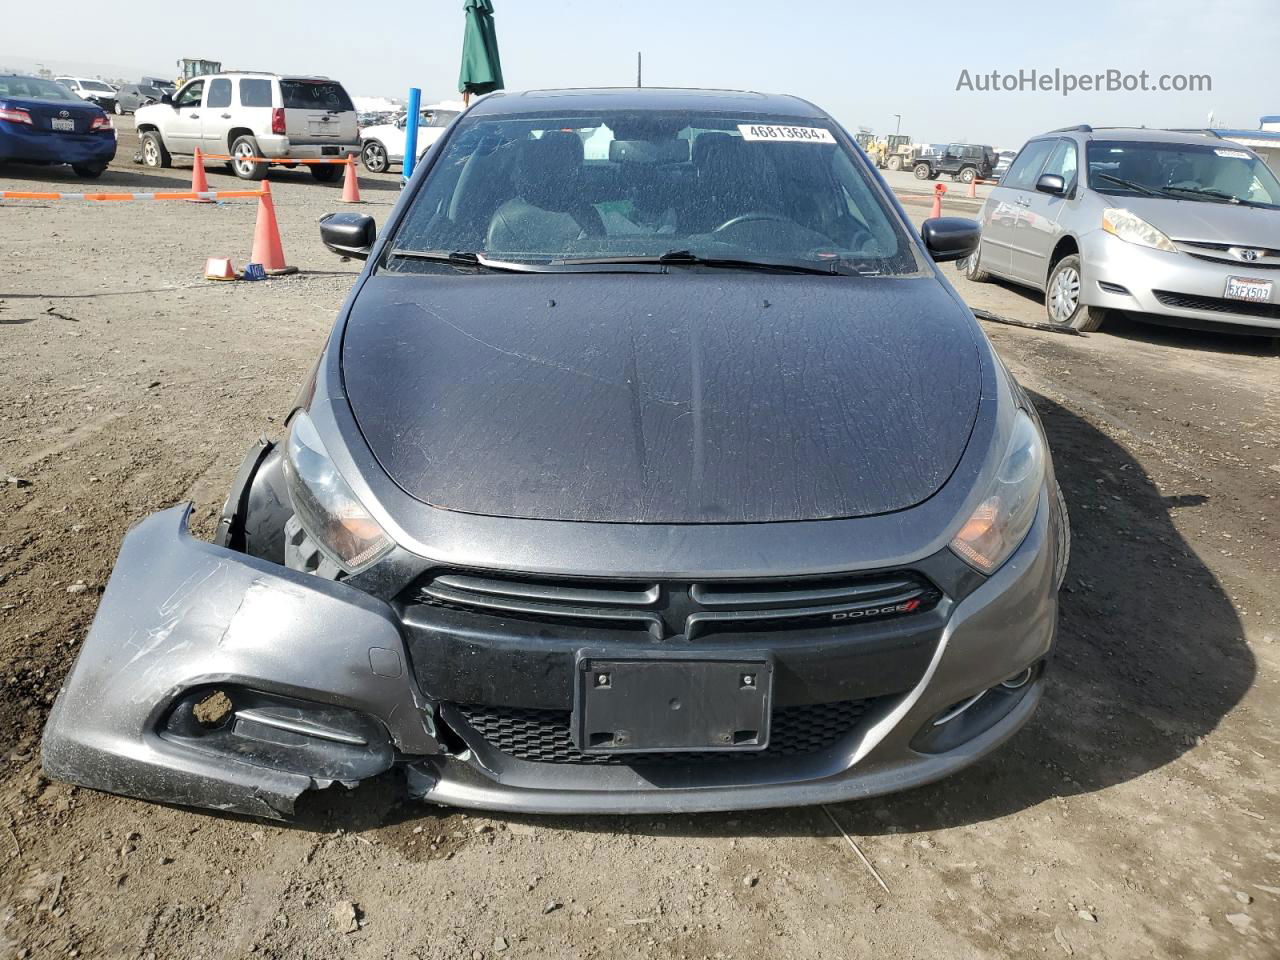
<box><xmin>1153</xmin><ymin>290</ymin><xmax>1280</xmax><ymax>320</ymax></box>
<box><xmin>454</xmin><ymin>700</ymin><xmax>873</xmax><ymax>765</ymax></box>
<box><xmin>1175</xmin><ymin>240</ymin><xmax>1280</xmax><ymax>269</ymax></box>
<box><xmin>413</xmin><ymin>569</ymin><xmax>940</xmax><ymax>641</ymax></box>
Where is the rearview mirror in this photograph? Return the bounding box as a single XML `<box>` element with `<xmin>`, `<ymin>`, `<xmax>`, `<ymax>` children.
<box><xmin>320</xmin><ymin>212</ymin><xmax>376</xmax><ymax>260</ymax></box>
<box><xmin>1035</xmin><ymin>173</ymin><xmax>1067</xmax><ymax>196</ymax></box>
<box><xmin>921</xmin><ymin>217</ymin><xmax>980</xmax><ymax>262</ymax></box>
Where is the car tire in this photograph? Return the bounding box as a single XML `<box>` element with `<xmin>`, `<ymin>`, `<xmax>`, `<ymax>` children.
<box><xmin>960</xmin><ymin>166</ymin><xmax>977</xmax><ymax>184</ymax></box>
<box><xmin>1052</xmin><ymin>480</ymin><xmax>1071</xmax><ymax>590</ymax></box>
<box><xmin>310</xmin><ymin>164</ymin><xmax>342</xmax><ymax>183</ymax></box>
<box><xmin>113</xmin><ymin>101</ymin><xmax>124</xmax><ymax>116</ymax></box>
<box><xmin>72</xmin><ymin>164</ymin><xmax>107</xmax><ymax>179</ymax></box>
<box><xmin>960</xmin><ymin>244</ymin><xmax>990</xmax><ymax>283</ymax></box>
<box><xmin>140</xmin><ymin>131</ymin><xmax>171</xmax><ymax>169</ymax></box>
<box><xmin>361</xmin><ymin>140</ymin><xmax>390</xmax><ymax>174</ymax></box>
<box><xmin>913</xmin><ymin>162</ymin><xmax>931</xmax><ymax>180</ymax></box>
<box><xmin>887</xmin><ymin>155</ymin><xmax>902</xmax><ymax>172</ymax></box>
<box><xmin>1046</xmin><ymin>254</ymin><xmax>1106</xmax><ymax>331</ymax></box>
<box><xmin>230</xmin><ymin>136</ymin><xmax>268</xmax><ymax>181</ymax></box>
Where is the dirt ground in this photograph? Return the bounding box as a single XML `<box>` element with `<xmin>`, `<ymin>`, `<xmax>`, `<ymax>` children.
<box><xmin>1</xmin><ymin>125</ymin><xmax>1277</xmax><ymax>960</ymax></box>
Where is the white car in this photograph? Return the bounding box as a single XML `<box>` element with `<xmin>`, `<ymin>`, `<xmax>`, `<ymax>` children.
<box><xmin>359</xmin><ymin>101</ymin><xmax>463</xmax><ymax>173</ymax></box>
<box><xmin>55</xmin><ymin>76</ymin><xmax>119</xmax><ymax>112</ymax></box>
<box><xmin>135</xmin><ymin>73</ymin><xmax>360</xmax><ymax>181</ymax></box>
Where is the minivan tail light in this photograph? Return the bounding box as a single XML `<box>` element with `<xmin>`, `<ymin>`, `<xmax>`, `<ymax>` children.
<box><xmin>271</xmin><ymin>107</ymin><xmax>286</xmax><ymax>135</ymax></box>
<box><xmin>0</xmin><ymin>105</ymin><xmax>32</xmax><ymax>124</ymax></box>
<box><xmin>90</xmin><ymin>114</ymin><xmax>113</xmax><ymax>132</ymax></box>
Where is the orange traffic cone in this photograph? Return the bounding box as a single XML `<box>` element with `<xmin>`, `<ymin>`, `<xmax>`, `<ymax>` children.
<box><xmin>967</xmin><ymin>177</ymin><xmax>978</xmax><ymax>199</ymax></box>
<box><xmin>249</xmin><ymin>180</ymin><xmax>296</xmax><ymax>276</ymax></box>
<box><xmin>189</xmin><ymin>146</ymin><xmax>212</xmax><ymax>203</ymax></box>
<box><xmin>340</xmin><ymin>155</ymin><xmax>362</xmax><ymax>203</ymax></box>
<box><xmin>930</xmin><ymin>183</ymin><xmax>946</xmax><ymax>219</ymax></box>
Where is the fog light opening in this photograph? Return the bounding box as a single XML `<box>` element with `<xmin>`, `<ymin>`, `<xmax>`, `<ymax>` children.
<box><xmin>1000</xmin><ymin>667</ymin><xmax>1034</xmax><ymax>690</ymax></box>
<box><xmin>192</xmin><ymin>690</ymin><xmax>234</xmax><ymax>729</ymax></box>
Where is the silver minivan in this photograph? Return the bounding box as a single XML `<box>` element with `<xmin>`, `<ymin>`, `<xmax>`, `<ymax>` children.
<box><xmin>964</xmin><ymin>126</ymin><xmax>1280</xmax><ymax>333</ymax></box>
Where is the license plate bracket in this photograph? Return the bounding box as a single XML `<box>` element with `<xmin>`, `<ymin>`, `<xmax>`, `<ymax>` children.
<box><xmin>574</xmin><ymin>653</ymin><xmax>772</xmax><ymax>754</ymax></box>
<box><xmin>50</xmin><ymin>118</ymin><xmax>75</xmax><ymax>132</ymax></box>
<box><xmin>1224</xmin><ymin>275</ymin><xmax>1273</xmax><ymax>303</ymax></box>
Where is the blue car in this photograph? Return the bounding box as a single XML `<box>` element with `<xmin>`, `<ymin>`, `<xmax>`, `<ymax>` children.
<box><xmin>0</xmin><ymin>75</ymin><xmax>117</xmax><ymax>178</ymax></box>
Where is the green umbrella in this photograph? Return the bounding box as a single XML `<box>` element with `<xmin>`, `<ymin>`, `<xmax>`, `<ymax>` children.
<box><xmin>459</xmin><ymin>0</ymin><xmax>504</xmax><ymax>101</ymax></box>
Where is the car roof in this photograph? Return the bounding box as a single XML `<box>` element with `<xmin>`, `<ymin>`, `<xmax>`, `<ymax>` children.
<box><xmin>196</xmin><ymin>73</ymin><xmax>338</xmax><ymax>82</ymax></box>
<box><xmin>467</xmin><ymin>87</ymin><xmax>827</xmax><ymax>119</ymax></box>
<box><xmin>1031</xmin><ymin>126</ymin><xmax>1229</xmax><ymax>146</ymax></box>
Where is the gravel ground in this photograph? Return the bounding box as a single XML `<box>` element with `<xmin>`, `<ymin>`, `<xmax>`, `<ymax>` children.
<box><xmin>0</xmin><ymin>124</ymin><xmax>1276</xmax><ymax>960</ymax></box>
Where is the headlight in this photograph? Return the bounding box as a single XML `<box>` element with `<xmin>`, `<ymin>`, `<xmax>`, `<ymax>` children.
<box><xmin>283</xmin><ymin>411</ymin><xmax>393</xmax><ymax>573</ymax></box>
<box><xmin>1101</xmin><ymin>208</ymin><xmax>1177</xmax><ymax>252</ymax></box>
<box><xmin>950</xmin><ymin>410</ymin><xmax>1045</xmax><ymax>574</ymax></box>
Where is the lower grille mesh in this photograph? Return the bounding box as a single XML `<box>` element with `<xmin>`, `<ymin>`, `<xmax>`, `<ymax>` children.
<box><xmin>454</xmin><ymin>700</ymin><xmax>873</xmax><ymax>765</ymax></box>
<box><xmin>1153</xmin><ymin>290</ymin><xmax>1280</xmax><ymax>320</ymax></box>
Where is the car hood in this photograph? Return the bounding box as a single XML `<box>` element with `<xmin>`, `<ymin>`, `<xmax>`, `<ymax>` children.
<box><xmin>342</xmin><ymin>272</ymin><xmax>983</xmax><ymax>524</ymax></box>
<box><xmin>360</xmin><ymin>124</ymin><xmax>401</xmax><ymax>140</ymax></box>
<box><xmin>1108</xmin><ymin>195</ymin><xmax>1280</xmax><ymax>247</ymax></box>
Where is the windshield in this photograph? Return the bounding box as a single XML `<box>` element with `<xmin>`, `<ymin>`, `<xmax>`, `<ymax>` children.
<box><xmin>79</xmin><ymin>80</ymin><xmax>115</xmax><ymax>93</ymax></box>
<box><xmin>390</xmin><ymin>109</ymin><xmax>918</xmax><ymax>274</ymax></box>
<box><xmin>1087</xmin><ymin>139</ymin><xmax>1280</xmax><ymax>207</ymax></box>
<box><xmin>0</xmin><ymin>77</ymin><xmax>80</xmax><ymax>102</ymax></box>
<box><xmin>280</xmin><ymin>80</ymin><xmax>354</xmax><ymax>112</ymax></box>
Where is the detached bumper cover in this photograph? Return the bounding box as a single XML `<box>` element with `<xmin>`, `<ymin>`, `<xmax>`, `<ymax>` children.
<box><xmin>43</xmin><ymin>490</ymin><xmax>1058</xmax><ymax>817</ymax></box>
<box><xmin>41</xmin><ymin>505</ymin><xmax>435</xmax><ymax>819</ymax></box>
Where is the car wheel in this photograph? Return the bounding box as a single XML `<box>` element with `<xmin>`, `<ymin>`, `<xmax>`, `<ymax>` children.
<box><xmin>310</xmin><ymin>164</ymin><xmax>342</xmax><ymax>183</ymax></box>
<box><xmin>230</xmin><ymin>136</ymin><xmax>268</xmax><ymax>181</ymax></box>
<box><xmin>113</xmin><ymin>101</ymin><xmax>124</xmax><ymax>116</ymax></box>
<box><xmin>361</xmin><ymin>140</ymin><xmax>390</xmax><ymax>174</ymax></box>
<box><xmin>1046</xmin><ymin>254</ymin><xmax>1106</xmax><ymax>331</ymax></box>
<box><xmin>960</xmin><ymin>166</ymin><xmax>977</xmax><ymax>184</ymax></box>
<box><xmin>71</xmin><ymin>164</ymin><xmax>107</xmax><ymax>179</ymax></box>
<box><xmin>1052</xmin><ymin>480</ymin><xmax>1071</xmax><ymax>590</ymax></box>
<box><xmin>913</xmin><ymin>162</ymin><xmax>931</xmax><ymax>180</ymax></box>
<box><xmin>140</xmin><ymin>131</ymin><xmax>171</xmax><ymax>168</ymax></box>
<box><xmin>961</xmin><ymin>244</ymin><xmax>990</xmax><ymax>283</ymax></box>
<box><xmin>887</xmin><ymin>155</ymin><xmax>902</xmax><ymax>171</ymax></box>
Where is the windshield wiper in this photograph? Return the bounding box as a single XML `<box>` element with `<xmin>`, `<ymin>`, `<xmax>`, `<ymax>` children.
<box><xmin>384</xmin><ymin>249</ymin><xmax>544</xmax><ymax>272</ymax></box>
<box><xmin>1094</xmin><ymin>173</ymin><xmax>1170</xmax><ymax>198</ymax></box>
<box><xmin>1159</xmin><ymin>185</ymin><xmax>1274</xmax><ymax>208</ymax></box>
<box><xmin>554</xmin><ymin>250</ymin><xmax>848</xmax><ymax>275</ymax></box>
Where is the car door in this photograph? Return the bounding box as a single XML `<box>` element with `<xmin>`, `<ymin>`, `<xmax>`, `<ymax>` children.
<box><xmin>201</xmin><ymin>77</ymin><xmax>234</xmax><ymax>152</ymax></box>
<box><xmin>166</xmin><ymin>79</ymin><xmax>205</xmax><ymax>154</ymax></box>
<box><xmin>978</xmin><ymin>138</ymin><xmax>1055</xmax><ymax>278</ymax></box>
<box><xmin>1009</xmin><ymin>138</ymin><xmax>1079</xmax><ymax>285</ymax></box>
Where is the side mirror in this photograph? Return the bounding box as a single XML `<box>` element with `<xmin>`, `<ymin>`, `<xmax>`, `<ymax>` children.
<box><xmin>160</xmin><ymin>93</ymin><xmax>173</xmax><ymax>106</ymax></box>
<box><xmin>1035</xmin><ymin>173</ymin><xmax>1067</xmax><ymax>196</ymax></box>
<box><xmin>320</xmin><ymin>212</ymin><xmax>376</xmax><ymax>260</ymax></box>
<box><xmin>921</xmin><ymin>217</ymin><xmax>980</xmax><ymax>262</ymax></box>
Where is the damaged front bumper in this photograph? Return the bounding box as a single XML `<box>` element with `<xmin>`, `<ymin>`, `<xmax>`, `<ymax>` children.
<box><xmin>41</xmin><ymin>504</ymin><xmax>437</xmax><ymax>819</ymax></box>
<box><xmin>44</xmin><ymin>491</ymin><xmax>1058</xmax><ymax>819</ymax></box>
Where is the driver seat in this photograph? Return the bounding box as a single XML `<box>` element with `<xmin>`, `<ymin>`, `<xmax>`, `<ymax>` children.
<box><xmin>486</xmin><ymin>133</ymin><xmax>605</xmax><ymax>252</ymax></box>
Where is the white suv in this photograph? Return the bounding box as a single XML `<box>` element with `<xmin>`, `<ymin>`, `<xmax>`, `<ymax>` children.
<box><xmin>135</xmin><ymin>73</ymin><xmax>360</xmax><ymax>181</ymax></box>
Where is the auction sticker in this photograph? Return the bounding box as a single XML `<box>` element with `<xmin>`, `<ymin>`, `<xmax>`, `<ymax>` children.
<box><xmin>738</xmin><ymin>124</ymin><xmax>835</xmax><ymax>144</ymax></box>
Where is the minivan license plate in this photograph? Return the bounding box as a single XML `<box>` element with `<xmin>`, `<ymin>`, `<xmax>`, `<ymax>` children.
<box><xmin>51</xmin><ymin>118</ymin><xmax>75</xmax><ymax>132</ymax></box>
<box><xmin>1224</xmin><ymin>276</ymin><xmax>1273</xmax><ymax>303</ymax></box>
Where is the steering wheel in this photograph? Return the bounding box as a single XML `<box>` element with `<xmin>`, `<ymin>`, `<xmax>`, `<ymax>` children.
<box><xmin>712</xmin><ymin>211</ymin><xmax>794</xmax><ymax>234</ymax></box>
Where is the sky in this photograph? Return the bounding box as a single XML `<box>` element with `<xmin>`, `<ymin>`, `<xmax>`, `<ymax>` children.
<box><xmin>6</xmin><ymin>0</ymin><xmax>1278</xmax><ymax>148</ymax></box>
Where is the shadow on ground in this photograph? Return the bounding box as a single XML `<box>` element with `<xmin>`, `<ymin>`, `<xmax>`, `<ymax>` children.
<box><xmin>264</xmin><ymin>392</ymin><xmax>1253</xmax><ymax>841</ymax></box>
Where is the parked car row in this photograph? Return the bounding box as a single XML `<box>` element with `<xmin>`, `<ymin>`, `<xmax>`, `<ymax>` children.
<box><xmin>964</xmin><ymin>124</ymin><xmax>1280</xmax><ymax>335</ymax></box>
